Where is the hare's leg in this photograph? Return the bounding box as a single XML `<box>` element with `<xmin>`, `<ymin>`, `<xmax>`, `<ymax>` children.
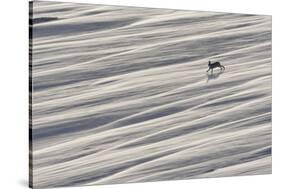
<box><xmin>206</xmin><ymin>68</ymin><xmax>210</xmax><ymax>72</ymax></box>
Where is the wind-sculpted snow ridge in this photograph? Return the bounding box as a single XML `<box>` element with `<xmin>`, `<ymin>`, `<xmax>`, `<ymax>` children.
<box><xmin>30</xmin><ymin>1</ymin><xmax>272</xmax><ymax>188</ymax></box>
